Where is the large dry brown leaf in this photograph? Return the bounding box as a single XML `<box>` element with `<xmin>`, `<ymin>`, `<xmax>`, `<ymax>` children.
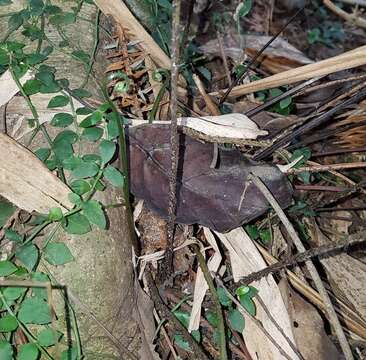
<box><xmin>0</xmin><ymin>133</ymin><xmax>71</xmax><ymax>213</ymax></box>
<box><xmin>127</xmin><ymin>124</ymin><xmax>293</xmax><ymax>232</ymax></box>
<box><xmin>279</xmin><ymin>279</ymin><xmax>342</xmax><ymax>360</ymax></box>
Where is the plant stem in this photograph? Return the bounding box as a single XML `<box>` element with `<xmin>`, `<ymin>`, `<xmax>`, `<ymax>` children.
<box><xmin>192</xmin><ymin>244</ymin><xmax>228</xmax><ymax>360</ymax></box>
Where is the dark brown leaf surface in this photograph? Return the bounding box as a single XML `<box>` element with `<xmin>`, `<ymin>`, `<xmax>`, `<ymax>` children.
<box><xmin>127</xmin><ymin>124</ymin><xmax>293</xmax><ymax>232</ymax></box>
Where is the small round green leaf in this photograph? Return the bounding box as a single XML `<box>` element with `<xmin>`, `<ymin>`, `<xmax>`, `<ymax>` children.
<box><xmin>18</xmin><ymin>298</ymin><xmax>51</xmax><ymax>324</ymax></box>
<box><xmin>0</xmin><ymin>315</ymin><xmax>18</xmax><ymax>332</ymax></box>
<box><xmin>15</xmin><ymin>244</ymin><xmax>39</xmax><ymax>272</ymax></box>
<box><xmin>82</xmin><ymin>200</ymin><xmax>106</xmax><ymax>229</ymax></box>
<box><xmin>228</xmin><ymin>309</ymin><xmax>245</xmax><ymax>332</ymax></box>
<box><xmin>48</xmin><ymin>207</ymin><xmax>63</xmax><ymax>221</ymax></box>
<box><xmin>70</xmin><ymin>179</ymin><xmax>91</xmax><ymax>195</ymax></box>
<box><xmin>47</xmin><ymin>95</ymin><xmax>69</xmax><ymax>108</ymax></box>
<box><xmin>0</xmin><ymin>341</ymin><xmax>12</xmax><ymax>360</ymax></box>
<box><xmin>99</xmin><ymin>140</ymin><xmax>116</xmax><ymax>164</ymax></box>
<box><xmin>44</xmin><ymin>243</ymin><xmax>74</xmax><ymax>265</ymax></box>
<box><xmin>50</xmin><ymin>113</ymin><xmax>73</xmax><ymax>127</ymax></box>
<box><xmin>82</xmin><ymin>127</ymin><xmax>103</xmax><ymax>142</ymax></box>
<box><xmin>0</xmin><ymin>261</ymin><xmax>17</xmax><ymax>277</ymax></box>
<box><xmin>71</xmin><ymin>161</ymin><xmax>99</xmax><ymax>179</ymax></box>
<box><xmin>103</xmin><ymin>166</ymin><xmax>124</xmax><ymax>187</ymax></box>
<box><xmin>239</xmin><ymin>295</ymin><xmax>256</xmax><ymax>316</ymax></box>
<box><xmin>37</xmin><ymin>328</ymin><xmax>62</xmax><ymax>347</ymax></box>
<box><xmin>18</xmin><ymin>343</ymin><xmax>39</xmax><ymax>360</ymax></box>
<box><xmin>62</xmin><ymin>213</ymin><xmax>91</xmax><ymax>235</ymax></box>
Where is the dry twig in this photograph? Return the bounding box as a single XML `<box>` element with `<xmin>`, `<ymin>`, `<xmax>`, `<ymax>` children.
<box><xmin>249</xmin><ymin>174</ymin><xmax>354</xmax><ymax>360</ymax></box>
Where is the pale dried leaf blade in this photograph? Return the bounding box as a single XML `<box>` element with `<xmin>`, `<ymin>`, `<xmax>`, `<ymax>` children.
<box><xmin>215</xmin><ymin>227</ymin><xmax>300</xmax><ymax>360</ymax></box>
<box><xmin>0</xmin><ymin>133</ymin><xmax>72</xmax><ymax>213</ymax></box>
<box><xmin>278</xmin><ymin>279</ymin><xmax>342</xmax><ymax>360</ymax></box>
<box><xmin>188</xmin><ymin>227</ymin><xmax>222</xmax><ymax>332</ymax></box>
<box><xmin>135</xmin><ymin>284</ymin><xmax>161</xmax><ymax>360</ymax></box>
<box><xmin>0</xmin><ymin>70</ymin><xmax>32</xmax><ymax>107</ymax></box>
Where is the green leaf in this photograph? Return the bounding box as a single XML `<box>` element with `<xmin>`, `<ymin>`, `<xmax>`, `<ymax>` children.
<box><xmin>0</xmin><ymin>49</ymin><xmax>9</xmax><ymax>66</ymax></box>
<box><xmin>70</xmin><ymin>179</ymin><xmax>91</xmax><ymax>195</ymax></box>
<box><xmin>62</xmin><ymin>213</ymin><xmax>91</xmax><ymax>235</ymax></box>
<box><xmin>34</xmin><ymin>148</ymin><xmax>50</xmax><ymax>162</ymax></box>
<box><xmin>4</xmin><ymin>229</ymin><xmax>22</xmax><ymax>242</ymax></box>
<box><xmin>239</xmin><ymin>295</ymin><xmax>256</xmax><ymax>316</ymax></box>
<box><xmin>259</xmin><ymin>229</ymin><xmax>271</xmax><ymax>244</ymax></box>
<box><xmin>0</xmin><ymin>199</ymin><xmax>15</xmax><ymax>228</ymax></box>
<box><xmin>26</xmin><ymin>53</ymin><xmax>47</xmax><ymax>65</ymax></box>
<box><xmin>0</xmin><ymin>315</ymin><xmax>18</xmax><ymax>332</ymax></box>
<box><xmin>18</xmin><ymin>297</ymin><xmax>51</xmax><ymax>324</ymax></box>
<box><xmin>54</xmin><ymin>130</ymin><xmax>78</xmax><ymax>144</ymax></box>
<box><xmin>279</xmin><ymin>96</ymin><xmax>292</xmax><ymax>109</ymax></box>
<box><xmin>228</xmin><ymin>309</ymin><xmax>245</xmax><ymax>332</ymax></box>
<box><xmin>71</xmin><ymin>88</ymin><xmax>91</xmax><ymax>98</ymax></box>
<box><xmin>29</xmin><ymin>0</ymin><xmax>44</xmax><ymax>16</ymax></box>
<box><xmin>76</xmin><ymin>107</ymin><xmax>93</xmax><ymax>115</ymax></box>
<box><xmin>71</xmin><ymin>161</ymin><xmax>99</xmax><ymax>179</ymax></box>
<box><xmin>8</xmin><ymin>12</ymin><xmax>23</xmax><ymax>32</ymax></box>
<box><xmin>79</xmin><ymin>111</ymin><xmax>102</xmax><ymax>128</ymax></box>
<box><xmin>82</xmin><ymin>127</ymin><xmax>103</xmax><ymax>141</ymax></box>
<box><xmin>49</xmin><ymin>12</ymin><xmax>76</xmax><ymax>26</ymax></box>
<box><xmin>68</xmin><ymin>193</ymin><xmax>81</xmax><ymax>205</ymax></box>
<box><xmin>217</xmin><ymin>287</ymin><xmax>231</xmax><ymax>307</ymax></box>
<box><xmin>173</xmin><ymin>310</ymin><xmax>190</xmax><ymax>328</ymax></box>
<box><xmin>50</xmin><ymin>113</ymin><xmax>73</xmax><ymax>127</ymax></box>
<box><xmin>44</xmin><ymin>243</ymin><xmax>74</xmax><ymax>265</ymax></box>
<box><xmin>16</xmin><ymin>244</ymin><xmax>39</xmax><ymax>271</ymax></box>
<box><xmin>18</xmin><ymin>343</ymin><xmax>39</xmax><ymax>360</ymax></box>
<box><xmin>298</xmin><ymin>171</ymin><xmax>311</xmax><ymax>184</ymax></box>
<box><xmin>44</xmin><ymin>4</ymin><xmax>61</xmax><ymax>14</ymax></box>
<box><xmin>71</xmin><ymin>50</ymin><xmax>90</xmax><ymax>64</ymax></box>
<box><xmin>82</xmin><ymin>200</ymin><xmax>106</xmax><ymax>229</ymax></box>
<box><xmin>23</xmin><ymin>79</ymin><xmax>42</xmax><ymax>95</ymax></box>
<box><xmin>0</xmin><ymin>261</ymin><xmax>17</xmax><ymax>276</ymax></box>
<box><xmin>36</xmin><ymin>70</ymin><xmax>60</xmax><ymax>93</ymax></box>
<box><xmin>37</xmin><ymin>328</ymin><xmax>62</xmax><ymax>347</ymax></box>
<box><xmin>290</xmin><ymin>148</ymin><xmax>311</xmax><ymax>167</ymax></box>
<box><xmin>103</xmin><ymin>166</ymin><xmax>124</xmax><ymax>187</ymax></box>
<box><xmin>205</xmin><ymin>311</ymin><xmax>218</xmax><ymax>327</ymax></box>
<box><xmin>174</xmin><ymin>334</ymin><xmax>191</xmax><ymax>352</ymax></box>
<box><xmin>2</xmin><ymin>286</ymin><xmax>26</xmax><ymax>301</ymax></box>
<box><xmin>22</xmin><ymin>24</ymin><xmax>43</xmax><ymax>40</ymax></box>
<box><xmin>235</xmin><ymin>0</ymin><xmax>252</xmax><ymax>19</ymax></box>
<box><xmin>0</xmin><ymin>341</ymin><xmax>12</xmax><ymax>360</ymax></box>
<box><xmin>31</xmin><ymin>272</ymin><xmax>49</xmax><ymax>300</ymax></box>
<box><xmin>61</xmin><ymin>347</ymin><xmax>77</xmax><ymax>360</ymax></box>
<box><xmin>244</xmin><ymin>224</ymin><xmax>259</xmax><ymax>240</ymax></box>
<box><xmin>106</xmin><ymin>112</ymin><xmax>119</xmax><ymax>140</ymax></box>
<box><xmin>99</xmin><ymin>140</ymin><xmax>116</xmax><ymax>164</ymax></box>
<box><xmin>48</xmin><ymin>207</ymin><xmax>63</xmax><ymax>221</ymax></box>
<box><xmin>47</xmin><ymin>95</ymin><xmax>69</xmax><ymax>108</ymax></box>
<box><xmin>52</xmin><ymin>139</ymin><xmax>73</xmax><ymax>162</ymax></box>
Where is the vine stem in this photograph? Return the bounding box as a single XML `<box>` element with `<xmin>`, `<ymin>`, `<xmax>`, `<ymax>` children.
<box><xmin>162</xmin><ymin>0</ymin><xmax>181</xmax><ymax>278</ymax></box>
<box><xmin>192</xmin><ymin>244</ymin><xmax>228</xmax><ymax>360</ymax></box>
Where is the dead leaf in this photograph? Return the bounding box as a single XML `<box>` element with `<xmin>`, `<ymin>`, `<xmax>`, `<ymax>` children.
<box><xmin>128</xmin><ymin>124</ymin><xmax>293</xmax><ymax>232</ymax></box>
<box><xmin>0</xmin><ymin>133</ymin><xmax>71</xmax><ymax>213</ymax></box>
<box><xmin>279</xmin><ymin>278</ymin><xmax>342</xmax><ymax>360</ymax></box>
<box><xmin>215</xmin><ymin>227</ymin><xmax>300</xmax><ymax>360</ymax></box>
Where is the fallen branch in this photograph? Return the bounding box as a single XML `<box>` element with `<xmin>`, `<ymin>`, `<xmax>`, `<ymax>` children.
<box><xmin>249</xmin><ymin>173</ymin><xmax>354</xmax><ymax>360</ymax></box>
<box><xmin>211</xmin><ymin>45</ymin><xmax>366</xmax><ymax>98</ymax></box>
<box><xmin>323</xmin><ymin>0</ymin><xmax>366</xmax><ymax>29</ymax></box>
<box><xmin>287</xmin><ymin>162</ymin><xmax>366</xmax><ymax>174</ymax></box>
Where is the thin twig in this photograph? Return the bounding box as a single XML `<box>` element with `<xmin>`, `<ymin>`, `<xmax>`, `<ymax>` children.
<box><xmin>255</xmin><ymin>295</ymin><xmax>304</xmax><ymax>360</ymax></box>
<box><xmin>215</xmin><ymin>278</ymin><xmax>294</xmax><ymax>360</ymax></box>
<box><xmin>249</xmin><ymin>173</ymin><xmax>354</xmax><ymax>360</ymax></box>
<box><xmin>192</xmin><ymin>244</ymin><xmax>228</xmax><ymax>360</ymax></box>
<box><xmin>224</xmin><ymin>236</ymin><xmax>366</xmax><ymax>285</ymax></box>
<box><xmin>218</xmin><ymin>5</ymin><xmax>305</xmax><ymax>104</ymax></box>
<box><xmin>287</xmin><ymin>161</ymin><xmax>366</xmax><ymax>174</ymax></box>
<box><xmin>217</xmin><ymin>31</ymin><xmax>232</xmax><ymax>86</ymax></box>
<box><xmin>146</xmin><ymin>272</ymin><xmax>210</xmax><ymax>360</ymax></box>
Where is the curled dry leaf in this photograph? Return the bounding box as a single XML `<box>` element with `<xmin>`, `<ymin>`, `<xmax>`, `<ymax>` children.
<box><xmin>127</xmin><ymin>124</ymin><xmax>292</xmax><ymax>232</ymax></box>
<box><xmin>199</xmin><ymin>34</ymin><xmax>312</xmax><ymax>74</ymax></box>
